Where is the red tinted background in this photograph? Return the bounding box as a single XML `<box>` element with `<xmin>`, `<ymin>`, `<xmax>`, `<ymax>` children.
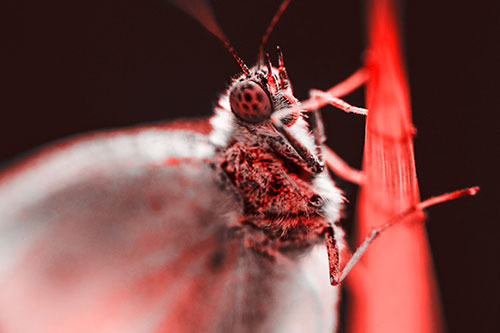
<box><xmin>6</xmin><ymin>0</ymin><xmax>499</xmax><ymax>331</ymax></box>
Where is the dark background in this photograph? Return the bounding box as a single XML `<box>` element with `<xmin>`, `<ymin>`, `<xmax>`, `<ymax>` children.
<box><xmin>7</xmin><ymin>0</ymin><xmax>499</xmax><ymax>331</ymax></box>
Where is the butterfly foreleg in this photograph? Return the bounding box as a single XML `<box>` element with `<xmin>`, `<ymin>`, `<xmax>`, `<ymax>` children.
<box><xmin>279</xmin><ymin>71</ymin><xmax>367</xmax><ymax>185</ymax></box>
<box><xmin>309</xmin><ymin>67</ymin><xmax>369</xmax><ymax>114</ymax></box>
<box><xmin>308</xmin><ymin>90</ymin><xmax>368</xmax><ymax>116</ymax></box>
<box><xmin>292</xmin><ymin>68</ymin><xmax>369</xmax><ymax>118</ymax></box>
<box><xmin>323</xmin><ymin>67</ymin><xmax>369</xmax><ymax>99</ymax></box>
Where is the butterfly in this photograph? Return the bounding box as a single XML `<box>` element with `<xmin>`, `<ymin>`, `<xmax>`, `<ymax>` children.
<box><xmin>0</xmin><ymin>0</ymin><xmax>478</xmax><ymax>332</ymax></box>
<box><xmin>0</xmin><ymin>1</ymin><xmax>346</xmax><ymax>331</ymax></box>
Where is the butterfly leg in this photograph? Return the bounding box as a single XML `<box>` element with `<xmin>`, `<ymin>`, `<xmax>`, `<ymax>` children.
<box><xmin>310</xmin><ymin>110</ymin><xmax>326</xmax><ymax>163</ymax></box>
<box><xmin>293</xmin><ymin>68</ymin><xmax>369</xmax><ymax>116</ymax></box>
<box><xmin>324</xmin><ymin>145</ymin><xmax>364</xmax><ymax>185</ymax></box>
<box><xmin>308</xmin><ymin>90</ymin><xmax>368</xmax><ymax>116</ymax></box>
<box><xmin>333</xmin><ymin>211</ymin><xmax>424</xmax><ymax>286</ymax></box>
<box><xmin>291</xmin><ymin>70</ymin><xmax>367</xmax><ymax>183</ymax></box>
<box><xmin>309</xmin><ymin>110</ymin><xmax>364</xmax><ymax>184</ymax></box>
<box><xmin>322</xmin><ymin>225</ymin><xmax>341</xmax><ymax>286</ymax></box>
<box><xmin>308</xmin><ymin>67</ymin><xmax>369</xmax><ymax>114</ymax></box>
<box><xmin>270</xmin><ymin>69</ymin><xmax>367</xmax><ymax>173</ymax></box>
<box><xmin>325</xmin><ymin>208</ymin><xmax>422</xmax><ymax>286</ymax></box>
<box><xmin>324</xmin><ymin>67</ymin><xmax>369</xmax><ymax>99</ymax></box>
<box><xmin>330</xmin><ymin>187</ymin><xmax>479</xmax><ymax>286</ymax></box>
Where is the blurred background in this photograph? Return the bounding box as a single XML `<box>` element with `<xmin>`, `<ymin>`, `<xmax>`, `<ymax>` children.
<box><xmin>6</xmin><ymin>0</ymin><xmax>499</xmax><ymax>331</ymax></box>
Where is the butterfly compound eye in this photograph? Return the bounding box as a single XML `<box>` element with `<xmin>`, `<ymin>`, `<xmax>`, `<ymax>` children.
<box><xmin>229</xmin><ymin>81</ymin><xmax>272</xmax><ymax>123</ymax></box>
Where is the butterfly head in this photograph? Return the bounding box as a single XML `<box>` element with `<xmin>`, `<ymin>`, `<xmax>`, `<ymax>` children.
<box><xmin>228</xmin><ymin>47</ymin><xmax>296</xmax><ymax>125</ymax></box>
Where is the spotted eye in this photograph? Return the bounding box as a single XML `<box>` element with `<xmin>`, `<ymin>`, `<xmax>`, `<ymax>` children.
<box><xmin>229</xmin><ymin>81</ymin><xmax>272</xmax><ymax>123</ymax></box>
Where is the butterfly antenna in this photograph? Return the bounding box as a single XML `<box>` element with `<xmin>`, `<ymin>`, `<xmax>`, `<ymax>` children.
<box><xmin>257</xmin><ymin>0</ymin><xmax>292</xmax><ymax>67</ymax></box>
<box><xmin>223</xmin><ymin>41</ymin><xmax>250</xmax><ymax>76</ymax></box>
<box><xmin>168</xmin><ymin>0</ymin><xmax>249</xmax><ymax>76</ymax></box>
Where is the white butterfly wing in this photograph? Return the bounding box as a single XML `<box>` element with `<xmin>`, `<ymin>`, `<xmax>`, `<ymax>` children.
<box><xmin>0</xmin><ymin>125</ymin><xmax>338</xmax><ymax>332</ymax></box>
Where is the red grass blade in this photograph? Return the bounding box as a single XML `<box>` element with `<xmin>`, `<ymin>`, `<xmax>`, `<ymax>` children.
<box><xmin>348</xmin><ymin>0</ymin><xmax>444</xmax><ymax>332</ymax></box>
